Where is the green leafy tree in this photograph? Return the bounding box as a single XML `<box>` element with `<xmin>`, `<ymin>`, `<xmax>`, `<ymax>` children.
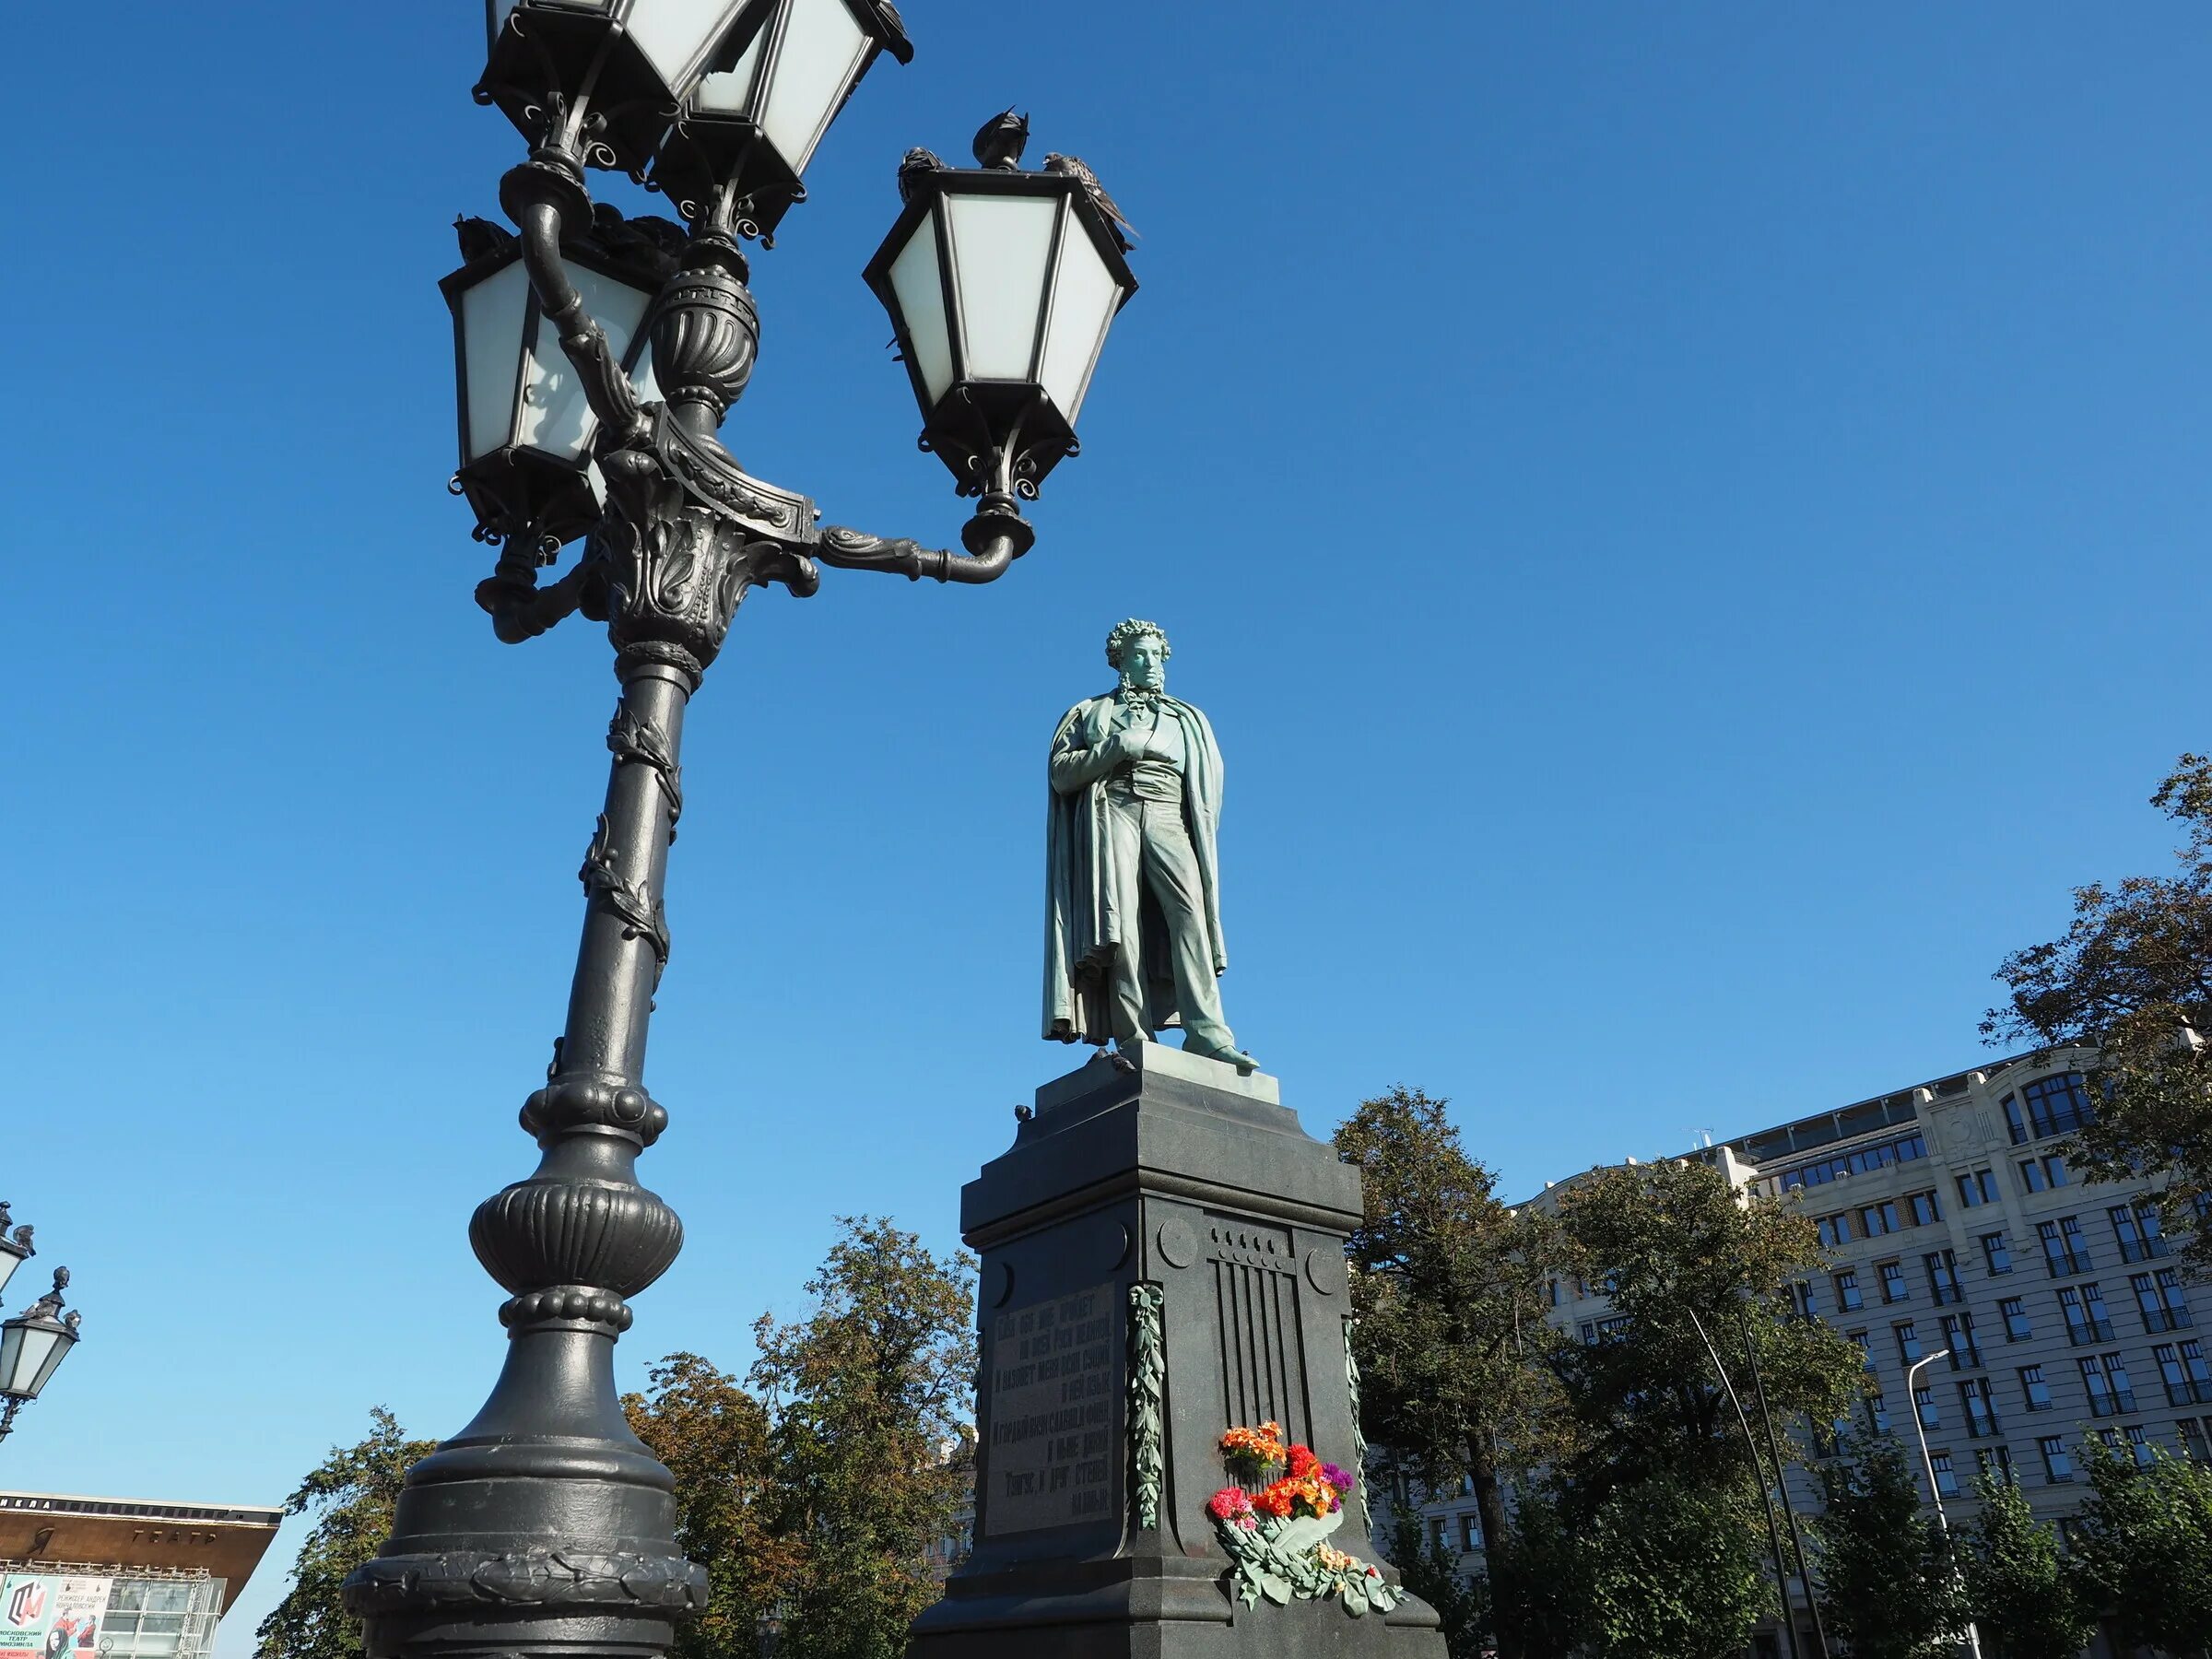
<box><xmin>1553</xmin><ymin>1158</ymin><xmax>1864</xmax><ymax>1506</ymax></box>
<box><xmin>254</xmin><ymin>1407</ymin><xmax>438</xmax><ymax>1659</ymax></box>
<box><xmin>750</xmin><ymin>1217</ymin><xmax>977</xmax><ymax>1659</ymax></box>
<box><xmin>1335</xmin><ymin>1087</ymin><xmax>1573</xmax><ymax>1659</ymax></box>
<box><xmin>1984</xmin><ymin>754</ymin><xmax>2212</xmax><ymax>1268</ymax></box>
<box><xmin>1485</xmin><ymin>1483</ymin><xmax>1594</xmax><ymax>1659</ymax></box>
<box><xmin>2067</xmin><ymin>1440</ymin><xmax>2212</xmax><ymax>1656</ymax></box>
<box><xmin>1958</xmin><ymin>1474</ymin><xmax>2091</xmax><ymax>1659</ymax></box>
<box><xmin>623</xmin><ymin>1352</ymin><xmax>795</xmax><ymax>1659</ymax></box>
<box><xmin>1582</xmin><ymin>1477</ymin><xmax>1766</xmax><ymax>1659</ymax></box>
<box><xmin>1384</xmin><ymin>1512</ymin><xmax>1490</xmax><ymax>1659</ymax></box>
<box><xmin>1552</xmin><ymin>1158</ymin><xmax>1862</xmax><ymax>1659</ymax></box>
<box><xmin>1811</xmin><ymin>1439</ymin><xmax>1963</xmax><ymax>1659</ymax></box>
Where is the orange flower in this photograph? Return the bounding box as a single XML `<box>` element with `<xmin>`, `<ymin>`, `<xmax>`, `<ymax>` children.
<box><xmin>1253</xmin><ymin>1481</ymin><xmax>1297</xmax><ymax>1517</ymax></box>
<box><xmin>1288</xmin><ymin>1444</ymin><xmax>1319</xmax><ymax>1478</ymax></box>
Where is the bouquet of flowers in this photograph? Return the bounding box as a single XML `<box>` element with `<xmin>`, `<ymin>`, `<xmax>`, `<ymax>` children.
<box><xmin>1204</xmin><ymin>1422</ymin><xmax>1395</xmax><ymax>1617</ymax></box>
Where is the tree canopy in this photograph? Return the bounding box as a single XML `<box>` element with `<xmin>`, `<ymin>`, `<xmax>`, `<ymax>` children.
<box><xmin>1986</xmin><ymin>753</ymin><xmax>2212</xmax><ymax>1266</ymax></box>
<box><xmin>253</xmin><ymin>1408</ymin><xmax>438</xmax><ymax>1659</ymax></box>
<box><xmin>1336</xmin><ymin>1085</ymin><xmax>1571</xmax><ymax>1659</ymax></box>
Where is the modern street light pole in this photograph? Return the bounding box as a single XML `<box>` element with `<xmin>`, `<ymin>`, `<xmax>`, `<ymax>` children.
<box><xmin>1904</xmin><ymin>1348</ymin><xmax>1985</xmax><ymax>1659</ymax></box>
<box><xmin>341</xmin><ymin>8</ymin><xmax>1139</xmax><ymax>1659</ymax></box>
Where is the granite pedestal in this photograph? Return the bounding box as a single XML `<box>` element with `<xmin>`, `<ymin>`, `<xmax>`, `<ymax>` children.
<box><xmin>909</xmin><ymin>1041</ymin><xmax>1443</xmax><ymax>1659</ymax></box>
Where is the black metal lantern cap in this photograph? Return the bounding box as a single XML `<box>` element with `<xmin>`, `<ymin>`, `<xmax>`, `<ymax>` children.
<box><xmin>646</xmin><ymin>0</ymin><xmax>913</xmax><ymax>241</ymax></box>
<box><xmin>478</xmin><ymin>0</ymin><xmax>759</xmax><ymax>179</ymax></box>
<box><xmin>865</xmin><ymin>163</ymin><xmax>1136</xmax><ymax>498</ymax></box>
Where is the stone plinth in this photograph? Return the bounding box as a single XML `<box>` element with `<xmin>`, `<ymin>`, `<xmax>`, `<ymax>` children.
<box><xmin>909</xmin><ymin>1041</ymin><xmax>1443</xmax><ymax>1659</ymax></box>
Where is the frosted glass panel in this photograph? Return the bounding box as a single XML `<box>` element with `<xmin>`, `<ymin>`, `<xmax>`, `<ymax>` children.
<box><xmin>517</xmin><ymin>262</ymin><xmax>653</xmax><ymax>461</ymax></box>
<box><xmin>628</xmin><ymin>0</ymin><xmax>734</xmax><ymax>92</ymax></box>
<box><xmin>759</xmin><ymin>0</ymin><xmax>867</xmax><ymax>171</ymax></box>
<box><xmin>692</xmin><ymin>26</ymin><xmax>764</xmax><ymax>114</ymax></box>
<box><xmin>946</xmin><ymin>194</ymin><xmax>1055</xmax><ymax>381</ymax></box>
<box><xmin>1039</xmin><ymin>220</ymin><xmax>1119</xmax><ymax>421</ymax></box>
<box><xmin>888</xmin><ymin>213</ymin><xmax>952</xmax><ymax>405</ymax></box>
<box><xmin>460</xmin><ymin>258</ymin><xmax>529</xmax><ymax>461</ymax></box>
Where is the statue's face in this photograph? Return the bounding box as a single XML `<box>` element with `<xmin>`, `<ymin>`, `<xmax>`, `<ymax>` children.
<box><xmin>1119</xmin><ymin>632</ymin><xmax>1168</xmax><ymax>693</ymax></box>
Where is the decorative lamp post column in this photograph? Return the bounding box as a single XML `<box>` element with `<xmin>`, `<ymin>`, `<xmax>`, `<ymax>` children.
<box><xmin>0</xmin><ymin>1267</ymin><xmax>81</xmax><ymax>1445</ymax></box>
<box><xmin>342</xmin><ymin>6</ymin><xmax>1138</xmax><ymax>1659</ymax></box>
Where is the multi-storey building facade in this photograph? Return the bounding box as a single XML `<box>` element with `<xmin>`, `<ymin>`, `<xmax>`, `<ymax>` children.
<box><xmin>1382</xmin><ymin>1045</ymin><xmax>2197</xmax><ymax>1626</ymax></box>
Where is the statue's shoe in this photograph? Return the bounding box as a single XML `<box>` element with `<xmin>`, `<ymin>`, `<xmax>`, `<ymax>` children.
<box><xmin>1187</xmin><ymin>1042</ymin><xmax>1259</xmax><ymax>1074</ymax></box>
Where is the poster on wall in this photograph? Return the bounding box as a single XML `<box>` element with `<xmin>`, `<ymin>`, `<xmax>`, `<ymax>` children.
<box><xmin>0</xmin><ymin>1575</ymin><xmax>113</xmax><ymax>1659</ymax></box>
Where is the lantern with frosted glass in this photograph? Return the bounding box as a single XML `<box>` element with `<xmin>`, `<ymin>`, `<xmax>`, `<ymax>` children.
<box><xmin>0</xmin><ymin>1211</ymin><xmax>27</xmax><ymax>1306</ymax></box>
<box><xmin>438</xmin><ymin>218</ymin><xmax>675</xmax><ymax>553</ymax></box>
<box><xmin>647</xmin><ymin>0</ymin><xmax>912</xmax><ymax>239</ymax></box>
<box><xmin>0</xmin><ymin>1269</ymin><xmax>77</xmax><ymax>1441</ymax></box>
<box><xmin>865</xmin><ymin>166</ymin><xmax>1136</xmax><ymax>498</ymax></box>
<box><xmin>478</xmin><ymin>0</ymin><xmax>758</xmax><ymax>177</ymax></box>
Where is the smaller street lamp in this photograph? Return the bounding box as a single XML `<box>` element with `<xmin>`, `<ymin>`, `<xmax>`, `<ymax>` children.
<box><xmin>439</xmin><ymin>212</ymin><xmax>679</xmax><ymax>618</ymax></box>
<box><xmin>865</xmin><ymin>149</ymin><xmax>1137</xmax><ymax>501</ymax></box>
<box><xmin>0</xmin><ymin>1204</ymin><xmax>32</xmax><ymax>1304</ymax></box>
<box><xmin>480</xmin><ymin>0</ymin><xmax>761</xmax><ymax>179</ymax></box>
<box><xmin>649</xmin><ymin>0</ymin><xmax>914</xmax><ymax>241</ymax></box>
<box><xmin>0</xmin><ymin>1267</ymin><xmax>81</xmax><ymax>1445</ymax></box>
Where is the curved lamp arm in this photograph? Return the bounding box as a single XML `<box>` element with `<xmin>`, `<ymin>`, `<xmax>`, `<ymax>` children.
<box><xmin>502</xmin><ymin>161</ymin><xmax>649</xmax><ymax>447</ymax></box>
<box><xmin>815</xmin><ymin>495</ymin><xmax>1038</xmax><ymax>585</ymax></box>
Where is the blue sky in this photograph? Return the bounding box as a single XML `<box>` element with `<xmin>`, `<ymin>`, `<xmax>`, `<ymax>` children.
<box><xmin>5</xmin><ymin>3</ymin><xmax>2209</xmax><ymax>1651</ymax></box>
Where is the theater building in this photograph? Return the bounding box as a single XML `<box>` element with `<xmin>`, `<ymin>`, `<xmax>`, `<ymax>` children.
<box><xmin>0</xmin><ymin>1491</ymin><xmax>282</xmax><ymax>1659</ymax></box>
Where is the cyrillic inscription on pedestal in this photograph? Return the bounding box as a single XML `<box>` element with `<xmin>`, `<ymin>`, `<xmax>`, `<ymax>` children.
<box><xmin>985</xmin><ymin>1283</ymin><xmax>1117</xmax><ymax>1535</ymax></box>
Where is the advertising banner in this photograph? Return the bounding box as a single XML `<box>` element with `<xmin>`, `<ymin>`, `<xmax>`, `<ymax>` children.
<box><xmin>0</xmin><ymin>1575</ymin><xmax>112</xmax><ymax>1659</ymax></box>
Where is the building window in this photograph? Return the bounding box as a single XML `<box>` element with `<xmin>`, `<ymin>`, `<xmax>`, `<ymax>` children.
<box><xmin>1779</xmin><ymin>1132</ymin><xmax>1929</xmax><ymax>1191</ymax></box>
<box><xmin>1818</xmin><ymin>1213</ymin><xmax>1854</xmax><ymax>1250</ymax></box>
<box><xmin>1959</xmin><ymin>1377</ymin><xmax>2000</xmax><ymax>1437</ymax></box>
<box><xmin>1978</xmin><ymin>1444</ymin><xmax>2017</xmax><ymax>1485</ymax></box>
<box><xmin>1926</xmin><ymin>1250</ymin><xmax>1964</xmax><ymax>1304</ymax></box>
<box><xmin>1942</xmin><ymin>1312</ymin><xmax>1983</xmax><ymax>1369</ymax></box>
<box><xmin>2019</xmin><ymin>1072</ymin><xmax>2096</xmax><ymax>1140</ymax></box>
<box><xmin>2037</xmin><ymin>1435</ymin><xmax>2075</xmax><ymax>1484</ymax></box>
<box><xmin>1999</xmin><ymin>1297</ymin><xmax>2032</xmax><ymax>1342</ymax></box>
<box><xmin>1545</xmin><ymin>1279</ymin><xmax>1560</xmax><ymax>1308</ymax></box>
<box><xmin>2039</xmin><ymin>1218</ymin><xmax>2091</xmax><ymax>1277</ymax></box>
<box><xmin>1910</xmin><ymin>1190</ymin><xmax>1943</xmax><ymax>1226</ymax></box>
<box><xmin>2019</xmin><ymin>1154</ymin><xmax>2070</xmax><ymax>1194</ymax></box>
<box><xmin>1834</xmin><ymin>1271</ymin><xmax>1865</xmax><ymax>1312</ymax></box>
<box><xmin>1459</xmin><ymin>1513</ymin><xmax>1481</xmax><ymax>1552</ymax></box>
<box><xmin>1915</xmin><ymin>1386</ymin><xmax>1939</xmax><ymax>1429</ymax></box>
<box><xmin>2134</xmin><ymin>1273</ymin><xmax>2183</xmax><ymax>1333</ymax></box>
<box><xmin>1982</xmin><ymin>1232</ymin><xmax>2014</xmax><ymax>1276</ymax></box>
<box><xmin>1930</xmin><ymin>1451</ymin><xmax>1959</xmax><ymax>1496</ymax></box>
<box><xmin>2081</xmin><ymin>1353</ymin><xmax>2136</xmax><ymax>1417</ymax></box>
<box><xmin>2157</xmin><ymin>1269</ymin><xmax>2193</xmax><ymax>1329</ymax></box>
<box><xmin>2018</xmin><ymin>1365</ymin><xmax>2053</xmax><ymax>1411</ymax></box>
<box><xmin>1865</xmin><ymin>1389</ymin><xmax>1891</xmax><ymax>1433</ymax></box>
<box><xmin>1895</xmin><ymin>1322</ymin><xmax>1923</xmax><ymax>1365</ymax></box>
<box><xmin>1430</xmin><ymin>1517</ymin><xmax>1446</xmax><ymax>1552</ymax></box>
<box><xmin>1789</xmin><ymin>1279</ymin><xmax>1818</xmax><ymax>1319</ymax></box>
<box><xmin>2002</xmin><ymin>1094</ymin><xmax>2029</xmax><ymax>1146</ymax></box>
<box><xmin>2059</xmin><ymin>1283</ymin><xmax>2116</xmax><ymax>1344</ymax></box>
<box><xmin>1864</xmin><ymin>1202</ymin><xmax>1901</xmax><ymax>1238</ymax></box>
<box><xmin>1879</xmin><ymin>1261</ymin><xmax>1909</xmax><ymax>1303</ymax></box>
<box><xmin>2112</xmin><ymin>1203</ymin><xmax>2171</xmax><ymax>1264</ymax></box>
<box><xmin>2156</xmin><ymin>1341</ymin><xmax>2212</xmax><ymax>1406</ymax></box>
<box><xmin>2126</xmin><ymin>1424</ymin><xmax>2156</xmax><ymax>1467</ymax></box>
<box><xmin>2181</xmin><ymin>1418</ymin><xmax>2211</xmax><ymax>1461</ymax></box>
<box><xmin>1958</xmin><ymin>1170</ymin><xmax>2000</xmax><ymax>1208</ymax></box>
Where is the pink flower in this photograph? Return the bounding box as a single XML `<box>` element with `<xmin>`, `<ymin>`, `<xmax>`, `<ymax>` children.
<box><xmin>1236</xmin><ymin>1515</ymin><xmax>1259</xmax><ymax>1531</ymax></box>
<box><xmin>1207</xmin><ymin>1487</ymin><xmax>1254</xmax><ymax>1522</ymax></box>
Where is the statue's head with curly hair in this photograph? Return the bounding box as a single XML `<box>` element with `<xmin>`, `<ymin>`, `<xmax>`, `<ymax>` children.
<box><xmin>1104</xmin><ymin>618</ymin><xmax>1171</xmax><ymax>693</ymax></box>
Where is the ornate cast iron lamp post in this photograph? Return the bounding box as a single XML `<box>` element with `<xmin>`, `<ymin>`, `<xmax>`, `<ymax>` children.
<box><xmin>0</xmin><ymin>1252</ymin><xmax>82</xmax><ymax>1447</ymax></box>
<box><xmin>343</xmin><ymin>6</ymin><xmax>1137</xmax><ymax>1659</ymax></box>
